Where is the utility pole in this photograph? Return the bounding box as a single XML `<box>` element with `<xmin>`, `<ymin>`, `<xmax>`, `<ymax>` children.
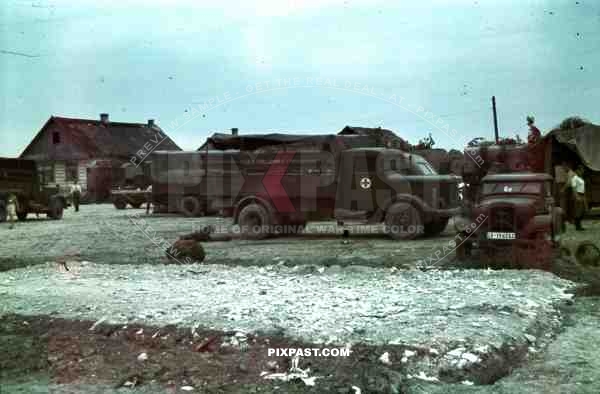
<box><xmin>492</xmin><ymin>96</ymin><xmax>499</xmax><ymax>143</ymax></box>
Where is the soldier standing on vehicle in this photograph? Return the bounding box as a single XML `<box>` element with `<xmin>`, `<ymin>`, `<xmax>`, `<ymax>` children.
<box><xmin>71</xmin><ymin>180</ymin><xmax>82</xmax><ymax>212</ymax></box>
<box><xmin>572</xmin><ymin>166</ymin><xmax>587</xmax><ymax>231</ymax></box>
<box><xmin>526</xmin><ymin>116</ymin><xmax>544</xmax><ymax>172</ymax></box>
<box><xmin>6</xmin><ymin>193</ymin><xmax>18</xmax><ymax>229</ymax></box>
<box><xmin>527</xmin><ymin>115</ymin><xmax>541</xmax><ymax>144</ymax></box>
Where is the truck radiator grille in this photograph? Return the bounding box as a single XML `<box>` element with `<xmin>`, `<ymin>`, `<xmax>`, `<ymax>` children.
<box><xmin>490</xmin><ymin>207</ymin><xmax>515</xmax><ymax>231</ymax></box>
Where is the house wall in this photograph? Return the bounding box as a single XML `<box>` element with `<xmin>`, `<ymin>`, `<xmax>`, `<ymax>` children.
<box><xmin>86</xmin><ymin>159</ymin><xmax>126</xmax><ymax>201</ymax></box>
<box><xmin>78</xmin><ymin>161</ymin><xmax>88</xmax><ymax>186</ymax></box>
<box><xmin>35</xmin><ymin>158</ymin><xmax>123</xmax><ymax>200</ymax></box>
<box><xmin>54</xmin><ymin>161</ymin><xmax>65</xmax><ymax>185</ymax></box>
<box><xmin>37</xmin><ymin>160</ymin><xmax>90</xmax><ymax>192</ymax></box>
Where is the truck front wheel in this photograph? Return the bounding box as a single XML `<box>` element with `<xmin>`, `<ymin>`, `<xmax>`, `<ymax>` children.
<box><xmin>424</xmin><ymin>218</ymin><xmax>449</xmax><ymax>237</ymax></box>
<box><xmin>238</xmin><ymin>203</ymin><xmax>271</xmax><ymax>240</ymax></box>
<box><xmin>17</xmin><ymin>212</ymin><xmax>28</xmax><ymax>221</ymax></box>
<box><xmin>456</xmin><ymin>240</ymin><xmax>472</xmax><ymax>260</ymax></box>
<box><xmin>384</xmin><ymin>203</ymin><xmax>423</xmax><ymax>240</ymax></box>
<box><xmin>180</xmin><ymin>196</ymin><xmax>203</xmax><ymax>217</ymax></box>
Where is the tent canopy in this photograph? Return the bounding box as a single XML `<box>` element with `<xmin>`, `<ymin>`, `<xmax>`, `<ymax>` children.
<box><xmin>544</xmin><ymin>122</ymin><xmax>600</xmax><ymax>171</ymax></box>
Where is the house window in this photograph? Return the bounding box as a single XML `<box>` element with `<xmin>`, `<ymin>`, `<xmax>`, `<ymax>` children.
<box><xmin>40</xmin><ymin>164</ymin><xmax>55</xmax><ymax>184</ymax></box>
<box><xmin>66</xmin><ymin>162</ymin><xmax>78</xmax><ymax>182</ymax></box>
<box><xmin>52</xmin><ymin>132</ymin><xmax>61</xmax><ymax>144</ymax></box>
<box><xmin>184</xmin><ymin>161</ymin><xmax>190</xmax><ymax>176</ymax></box>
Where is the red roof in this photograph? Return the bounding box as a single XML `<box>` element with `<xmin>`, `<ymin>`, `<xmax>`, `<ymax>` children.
<box><xmin>20</xmin><ymin>116</ymin><xmax>181</xmax><ymax>161</ymax></box>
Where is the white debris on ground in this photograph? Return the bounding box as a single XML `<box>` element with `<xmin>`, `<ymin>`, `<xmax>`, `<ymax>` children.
<box><xmin>379</xmin><ymin>351</ymin><xmax>392</xmax><ymax>365</ymax></box>
<box><xmin>410</xmin><ymin>371</ymin><xmax>439</xmax><ymax>382</ymax></box>
<box><xmin>136</xmin><ymin>352</ymin><xmax>148</xmax><ymax>362</ymax></box>
<box><xmin>401</xmin><ymin>349</ymin><xmax>416</xmax><ymax>363</ymax></box>
<box><xmin>0</xmin><ymin>262</ymin><xmax>574</xmax><ymax>350</ymax></box>
<box><xmin>261</xmin><ymin>356</ymin><xmax>321</xmax><ymax>386</ymax></box>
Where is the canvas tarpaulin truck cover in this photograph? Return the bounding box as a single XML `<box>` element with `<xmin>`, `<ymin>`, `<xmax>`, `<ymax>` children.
<box><xmin>546</xmin><ymin>123</ymin><xmax>600</xmax><ymax>171</ymax></box>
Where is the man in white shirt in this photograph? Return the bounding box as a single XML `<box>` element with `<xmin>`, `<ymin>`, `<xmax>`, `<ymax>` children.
<box><xmin>571</xmin><ymin>167</ymin><xmax>586</xmax><ymax>231</ymax></box>
<box><xmin>145</xmin><ymin>184</ymin><xmax>153</xmax><ymax>214</ymax></box>
<box><xmin>71</xmin><ymin>180</ymin><xmax>82</xmax><ymax>212</ymax></box>
<box><xmin>6</xmin><ymin>193</ymin><xmax>18</xmax><ymax>229</ymax></box>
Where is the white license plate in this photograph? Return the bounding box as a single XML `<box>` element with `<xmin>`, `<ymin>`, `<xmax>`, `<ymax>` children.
<box><xmin>486</xmin><ymin>232</ymin><xmax>516</xmax><ymax>240</ymax></box>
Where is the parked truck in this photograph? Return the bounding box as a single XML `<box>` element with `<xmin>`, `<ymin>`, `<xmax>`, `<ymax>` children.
<box><xmin>150</xmin><ymin>150</ymin><xmax>247</xmax><ymax>216</ymax></box>
<box><xmin>455</xmin><ymin>141</ymin><xmax>562</xmax><ymax>266</ymax></box>
<box><xmin>109</xmin><ymin>161</ymin><xmax>153</xmax><ymax>210</ymax></box>
<box><xmin>0</xmin><ymin>157</ymin><xmax>69</xmax><ymax>221</ymax></box>
<box><xmin>151</xmin><ymin>140</ymin><xmax>463</xmax><ymax>240</ymax></box>
<box><xmin>233</xmin><ymin>147</ymin><xmax>462</xmax><ymax>239</ymax></box>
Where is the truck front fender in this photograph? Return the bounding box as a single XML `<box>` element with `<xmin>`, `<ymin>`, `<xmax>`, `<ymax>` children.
<box><xmin>520</xmin><ymin>214</ymin><xmax>553</xmax><ymax>238</ymax></box>
<box><xmin>370</xmin><ymin>194</ymin><xmax>429</xmax><ymax>223</ymax></box>
<box><xmin>372</xmin><ymin>194</ymin><xmax>462</xmax><ymax>224</ymax></box>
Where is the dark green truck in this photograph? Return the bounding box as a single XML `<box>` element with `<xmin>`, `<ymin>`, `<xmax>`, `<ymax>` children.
<box><xmin>0</xmin><ymin>158</ymin><xmax>69</xmax><ymax>221</ymax></box>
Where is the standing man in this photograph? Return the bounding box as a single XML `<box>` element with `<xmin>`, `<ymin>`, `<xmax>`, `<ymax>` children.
<box><xmin>6</xmin><ymin>193</ymin><xmax>18</xmax><ymax>229</ymax></box>
<box><xmin>526</xmin><ymin>116</ymin><xmax>544</xmax><ymax>172</ymax></box>
<box><xmin>145</xmin><ymin>184</ymin><xmax>153</xmax><ymax>215</ymax></box>
<box><xmin>572</xmin><ymin>166</ymin><xmax>587</xmax><ymax>231</ymax></box>
<box><xmin>71</xmin><ymin>180</ymin><xmax>82</xmax><ymax>212</ymax></box>
<box><xmin>554</xmin><ymin>161</ymin><xmax>568</xmax><ymax>231</ymax></box>
<box><xmin>562</xmin><ymin>165</ymin><xmax>576</xmax><ymax>225</ymax></box>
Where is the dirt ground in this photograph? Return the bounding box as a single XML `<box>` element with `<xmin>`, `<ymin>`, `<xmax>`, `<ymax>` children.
<box><xmin>0</xmin><ymin>204</ymin><xmax>476</xmax><ymax>271</ymax></box>
<box><xmin>2</xmin><ymin>204</ymin><xmax>600</xmax><ymax>393</ymax></box>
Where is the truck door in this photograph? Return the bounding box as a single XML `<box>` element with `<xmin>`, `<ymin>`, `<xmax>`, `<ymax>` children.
<box><xmin>335</xmin><ymin>151</ymin><xmax>378</xmax><ymax>214</ymax></box>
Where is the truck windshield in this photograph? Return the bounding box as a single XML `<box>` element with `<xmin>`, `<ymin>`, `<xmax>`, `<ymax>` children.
<box><xmin>415</xmin><ymin>161</ymin><xmax>436</xmax><ymax>175</ymax></box>
<box><xmin>482</xmin><ymin>182</ymin><xmax>542</xmax><ymax>195</ymax></box>
<box><xmin>380</xmin><ymin>156</ymin><xmax>437</xmax><ymax>175</ymax></box>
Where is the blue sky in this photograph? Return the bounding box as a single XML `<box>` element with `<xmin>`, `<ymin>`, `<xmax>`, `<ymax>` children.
<box><xmin>1</xmin><ymin>0</ymin><xmax>599</xmax><ymax>156</ymax></box>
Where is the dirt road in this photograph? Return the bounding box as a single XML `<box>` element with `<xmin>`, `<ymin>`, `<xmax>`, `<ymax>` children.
<box><xmin>1</xmin><ymin>204</ymin><xmax>463</xmax><ymax>270</ymax></box>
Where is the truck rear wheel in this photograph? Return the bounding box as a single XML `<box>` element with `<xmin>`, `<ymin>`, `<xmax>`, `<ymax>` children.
<box><xmin>17</xmin><ymin>212</ymin><xmax>28</xmax><ymax>221</ymax></box>
<box><xmin>180</xmin><ymin>196</ymin><xmax>202</xmax><ymax>217</ymax></box>
<box><xmin>238</xmin><ymin>203</ymin><xmax>271</xmax><ymax>240</ymax></box>
<box><xmin>113</xmin><ymin>198</ymin><xmax>127</xmax><ymax>210</ymax></box>
<box><xmin>48</xmin><ymin>199</ymin><xmax>64</xmax><ymax>220</ymax></box>
<box><xmin>384</xmin><ymin>202</ymin><xmax>423</xmax><ymax>240</ymax></box>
